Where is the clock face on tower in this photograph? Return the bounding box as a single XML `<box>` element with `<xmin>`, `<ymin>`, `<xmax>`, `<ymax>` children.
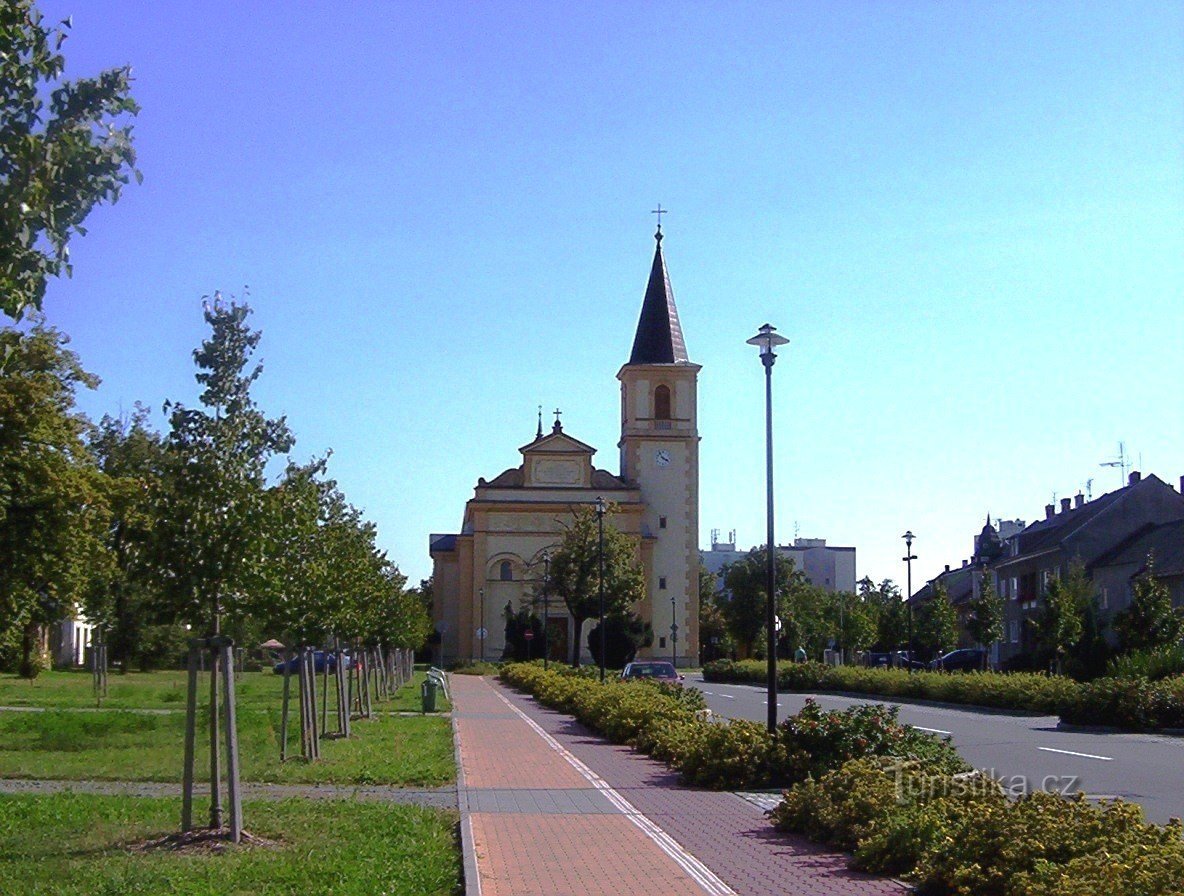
<box><xmin>655</xmin><ymin>449</ymin><xmax>671</xmax><ymax>468</ymax></box>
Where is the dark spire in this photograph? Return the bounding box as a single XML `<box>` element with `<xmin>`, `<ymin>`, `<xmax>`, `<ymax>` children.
<box><xmin>536</xmin><ymin>405</ymin><xmax>543</xmax><ymax>439</ymax></box>
<box><xmin>627</xmin><ymin>229</ymin><xmax>689</xmax><ymax>365</ymax></box>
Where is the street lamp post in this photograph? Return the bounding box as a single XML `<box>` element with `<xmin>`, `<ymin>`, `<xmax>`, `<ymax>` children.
<box><xmin>747</xmin><ymin>323</ymin><xmax>790</xmax><ymax>734</ymax></box>
<box><xmin>595</xmin><ymin>496</ymin><xmax>607</xmax><ymax>682</ymax></box>
<box><xmin>478</xmin><ymin>587</ymin><xmax>485</xmax><ymax>664</ymax></box>
<box><xmin>670</xmin><ymin>593</ymin><xmax>678</xmax><ymax>667</ymax></box>
<box><xmin>902</xmin><ymin>531</ymin><xmax>916</xmax><ymax>671</ymax></box>
<box><xmin>542</xmin><ymin>552</ymin><xmax>551</xmax><ymax>670</ymax></box>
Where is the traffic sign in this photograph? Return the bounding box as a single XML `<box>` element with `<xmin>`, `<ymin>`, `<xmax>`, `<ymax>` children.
<box><xmin>476</xmin><ymin>627</ymin><xmax>487</xmax><ymax>640</ymax></box>
<box><xmin>774</xmin><ymin>616</ymin><xmax>782</xmax><ymax>633</ymax></box>
<box><xmin>523</xmin><ymin>631</ymin><xmax>535</xmax><ymax>640</ymax></box>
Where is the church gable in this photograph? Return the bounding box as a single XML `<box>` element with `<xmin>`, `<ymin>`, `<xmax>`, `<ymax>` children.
<box><xmin>520</xmin><ymin>431</ymin><xmax>596</xmax><ymax>488</ymax></box>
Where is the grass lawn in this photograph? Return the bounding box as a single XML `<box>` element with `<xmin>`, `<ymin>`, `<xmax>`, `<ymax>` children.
<box><xmin>0</xmin><ymin>669</ymin><xmax>450</xmax><ymax>713</ymax></box>
<box><xmin>0</xmin><ymin>792</ymin><xmax>460</xmax><ymax>895</ymax></box>
<box><xmin>0</xmin><ymin>709</ymin><xmax>455</xmax><ymax>786</ymax></box>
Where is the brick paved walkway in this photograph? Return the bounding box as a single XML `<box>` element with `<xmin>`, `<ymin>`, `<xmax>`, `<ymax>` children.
<box><xmin>452</xmin><ymin>675</ymin><xmax>907</xmax><ymax>896</ymax></box>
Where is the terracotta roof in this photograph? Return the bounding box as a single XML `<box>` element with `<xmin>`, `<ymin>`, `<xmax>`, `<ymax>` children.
<box><xmin>627</xmin><ymin>233</ymin><xmax>689</xmax><ymax>365</ymax></box>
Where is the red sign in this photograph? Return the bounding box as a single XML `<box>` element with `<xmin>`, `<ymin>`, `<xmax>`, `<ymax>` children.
<box><xmin>524</xmin><ymin>632</ymin><xmax>535</xmax><ymax>640</ymax></box>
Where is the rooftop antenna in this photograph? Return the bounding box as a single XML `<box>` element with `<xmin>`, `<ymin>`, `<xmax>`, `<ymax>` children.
<box><xmin>729</xmin><ymin>529</ymin><xmax>736</xmax><ymax>544</ymax></box>
<box><xmin>1100</xmin><ymin>441</ymin><xmax>1130</xmax><ymax>486</ymax></box>
<box><xmin>711</xmin><ymin>527</ymin><xmax>720</xmax><ymax>547</ymax></box>
<box><xmin>1084</xmin><ymin>478</ymin><xmax>1093</xmax><ymax>501</ymax></box>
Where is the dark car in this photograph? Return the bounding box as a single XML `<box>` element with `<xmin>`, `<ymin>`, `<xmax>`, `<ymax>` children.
<box><xmin>865</xmin><ymin>651</ymin><xmax>926</xmax><ymax>670</ymax></box>
<box><xmin>929</xmin><ymin>648</ymin><xmax>987</xmax><ymax>672</ymax></box>
<box><xmin>272</xmin><ymin>651</ymin><xmax>351</xmax><ymax>674</ymax></box>
<box><xmin>621</xmin><ymin>661</ymin><xmax>682</xmax><ymax>684</ymax></box>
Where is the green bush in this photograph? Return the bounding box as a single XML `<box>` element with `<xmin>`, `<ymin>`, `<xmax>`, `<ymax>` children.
<box><xmin>1107</xmin><ymin>646</ymin><xmax>1184</xmax><ymax>681</ymax></box>
<box><xmin>1058</xmin><ymin>675</ymin><xmax>1184</xmax><ymax>731</ymax></box>
<box><xmin>704</xmin><ymin>658</ymin><xmax>1082</xmax><ymax>715</ymax></box>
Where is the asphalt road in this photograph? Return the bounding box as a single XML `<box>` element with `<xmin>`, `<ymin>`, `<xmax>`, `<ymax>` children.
<box><xmin>687</xmin><ymin>673</ymin><xmax>1184</xmax><ymax>824</ymax></box>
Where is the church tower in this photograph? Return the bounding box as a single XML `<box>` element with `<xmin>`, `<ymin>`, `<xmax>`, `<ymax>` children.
<box><xmin>618</xmin><ymin>227</ymin><xmax>701</xmax><ymax>666</ymax></box>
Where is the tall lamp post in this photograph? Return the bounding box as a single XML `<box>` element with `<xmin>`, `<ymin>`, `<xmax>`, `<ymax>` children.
<box><xmin>747</xmin><ymin>322</ymin><xmax>790</xmax><ymax>733</ymax></box>
<box><xmin>670</xmin><ymin>593</ymin><xmax>678</xmax><ymax>667</ymax></box>
<box><xmin>478</xmin><ymin>587</ymin><xmax>485</xmax><ymax>664</ymax></box>
<box><xmin>595</xmin><ymin>496</ymin><xmax>607</xmax><ymax>682</ymax></box>
<box><xmin>902</xmin><ymin>531</ymin><xmax>916</xmax><ymax>671</ymax></box>
<box><xmin>541</xmin><ymin>551</ymin><xmax>551</xmax><ymax>670</ymax></box>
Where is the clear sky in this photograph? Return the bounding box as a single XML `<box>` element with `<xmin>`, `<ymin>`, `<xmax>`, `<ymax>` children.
<box><xmin>35</xmin><ymin>1</ymin><xmax>1184</xmax><ymax>592</ymax></box>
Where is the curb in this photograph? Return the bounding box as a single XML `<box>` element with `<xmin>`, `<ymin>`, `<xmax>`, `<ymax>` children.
<box><xmin>451</xmin><ymin>687</ymin><xmax>482</xmax><ymax>896</ymax></box>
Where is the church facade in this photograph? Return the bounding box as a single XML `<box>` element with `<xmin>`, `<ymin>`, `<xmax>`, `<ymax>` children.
<box><xmin>429</xmin><ymin>229</ymin><xmax>701</xmax><ymax>666</ymax></box>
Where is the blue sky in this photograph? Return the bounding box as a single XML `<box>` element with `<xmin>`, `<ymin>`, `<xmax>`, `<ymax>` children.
<box><xmin>36</xmin><ymin>1</ymin><xmax>1184</xmax><ymax>590</ymax></box>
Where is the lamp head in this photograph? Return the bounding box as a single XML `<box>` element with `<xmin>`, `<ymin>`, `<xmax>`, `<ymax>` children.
<box><xmin>902</xmin><ymin>530</ymin><xmax>915</xmax><ymax>548</ymax></box>
<box><xmin>595</xmin><ymin>496</ymin><xmax>606</xmax><ymax>516</ymax></box>
<box><xmin>746</xmin><ymin>323</ymin><xmax>790</xmax><ymax>358</ymax></box>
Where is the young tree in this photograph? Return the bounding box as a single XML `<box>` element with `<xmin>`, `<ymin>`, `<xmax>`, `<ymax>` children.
<box><xmin>827</xmin><ymin>589</ymin><xmax>876</xmax><ymax>656</ymax></box>
<box><xmin>720</xmin><ymin>547</ymin><xmax>801</xmax><ymax>658</ymax></box>
<box><xmin>966</xmin><ymin>573</ymin><xmax>1004</xmax><ymax>668</ymax></box>
<box><xmin>548</xmin><ymin>504</ymin><xmax>646</xmax><ymax>667</ymax></box>
<box><xmin>1</xmin><ymin>1</ymin><xmax>140</xmax><ymax>321</ymax></box>
<box><xmin>860</xmin><ymin>577</ymin><xmax>907</xmax><ymax>653</ymax></box>
<box><xmin>914</xmin><ymin>581</ymin><xmax>958</xmax><ymax>662</ymax></box>
<box><xmin>1114</xmin><ymin>555</ymin><xmax>1184</xmax><ymax>654</ymax></box>
<box><xmin>0</xmin><ymin>320</ymin><xmax>107</xmax><ymax>677</ymax></box>
<box><xmin>1038</xmin><ymin>561</ymin><xmax>1090</xmax><ymax>674</ymax></box>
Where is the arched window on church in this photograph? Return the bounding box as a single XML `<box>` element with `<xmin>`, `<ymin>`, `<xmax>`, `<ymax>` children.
<box><xmin>499</xmin><ymin>560</ymin><xmax>513</xmax><ymax>581</ymax></box>
<box><xmin>654</xmin><ymin>384</ymin><xmax>672</xmax><ymax>420</ymax></box>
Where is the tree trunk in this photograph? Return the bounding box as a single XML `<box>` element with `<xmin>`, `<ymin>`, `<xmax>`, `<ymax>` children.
<box><xmin>18</xmin><ymin>621</ymin><xmax>40</xmax><ymax>679</ymax></box>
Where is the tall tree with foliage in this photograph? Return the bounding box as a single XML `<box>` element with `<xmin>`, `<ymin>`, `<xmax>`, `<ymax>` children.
<box><xmin>548</xmin><ymin>504</ymin><xmax>645</xmax><ymax>667</ymax></box>
<box><xmin>721</xmin><ymin>547</ymin><xmax>801</xmax><ymax>658</ymax></box>
<box><xmin>826</xmin><ymin>589</ymin><xmax>876</xmax><ymax>656</ymax></box>
<box><xmin>914</xmin><ymin>581</ymin><xmax>959</xmax><ymax>662</ymax></box>
<box><xmin>1</xmin><ymin>1</ymin><xmax>140</xmax><ymax>322</ymax></box>
<box><xmin>860</xmin><ymin>577</ymin><xmax>906</xmax><ymax>653</ymax></box>
<box><xmin>966</xmin><ymin>572</ymin><xmax>1004</xmax><ymax>668</ymax></box>
<box><xmin>0</xmin><ymin>320</ymin><xmax>107</xmax><ymax>676</ymax></box>
<box><xmin>698</xmin><ymin>562</ymin><xmax>732</xmax><ymax>663</ymax></box>
<box><xmin>82</xmin><ymin>406</ymin><xmax>172</xmax><ymax>671</ymax></box>
<box><xmin>1114</xmin><ymin>555</ymin><xmax>1184</xmax><ymax>654</ymax></box>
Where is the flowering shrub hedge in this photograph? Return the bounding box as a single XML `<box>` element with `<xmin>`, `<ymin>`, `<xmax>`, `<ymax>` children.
<box><xmin>773</xmin><ymin>757</ymin><xmax>1184</xmax><ymax>895</ymax></box>
<box><xmin>704</xmin><ymin>659</ymin><xmax>1081</xmax><ymax>714</ymax></box>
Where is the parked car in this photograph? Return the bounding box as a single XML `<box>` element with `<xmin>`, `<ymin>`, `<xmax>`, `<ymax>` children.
<box><xmin>272</xmin><ymin>650</ymin><xmax>351</xmax><ymax>674</ymax></box>
<box><xmin>929</xmin><ymin>648</ymin><xmax>987</xmax><ymax>672</ymax></box>
<box><xmin>621</xmin><ymin>661</ymin><xmax>682</xmax><ymax>684</ymax></box>
<box><xmin>864</xmin><ymin>651</ymin><xmax>926</xmax><ymax>670</ymax></box>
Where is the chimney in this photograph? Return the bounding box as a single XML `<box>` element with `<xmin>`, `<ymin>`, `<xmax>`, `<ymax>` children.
<box><xmin>944</xmin><ymin>564</ymin><xmax>950</xmax><ymax>573</ymax></box>
<box><xmin>1129</xmin><ymin>470</ymin><xmax>1141</xmax><ymax>485</ymax></box>
<box><xmin>1074</xmin><ymin>492</ymin><xmax>1084</xmax><ymax>508</ymax></box>
<box><xmin>1061</xmin><ymin>497</ymin><xmax>1072</xmax><ymax>513</ymax></box>
<box><xmin>1180</xmin><ymin>475</ymin><xmax>1183</xmax><ymax>494</ymax></box>
<box><xmin>1045</xmin><ymin>503</ymin><xmax>1055</xmax><ymax>520</ymax></box>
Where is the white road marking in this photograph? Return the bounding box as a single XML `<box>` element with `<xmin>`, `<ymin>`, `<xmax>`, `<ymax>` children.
<box><xmin>914</xmin><ymin>726</ymin><xmax>952</xmax><ymax>736</ymax></box>
<box><xmin>493</xmin><ymin>689</ymin><xmax>736</xmax><ymax>895</ymax></box>
<box><xmin>718</xmin><ymin>694</ymin><xmax>735</xmax><ymax>700</ymax></box>
<box><xmin>1038</xmin><ymin>747</ymin><xmax>1114</xmax><ymax>762</ymax></box>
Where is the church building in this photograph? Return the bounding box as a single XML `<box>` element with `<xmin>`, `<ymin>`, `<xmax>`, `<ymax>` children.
<box><xmin>429</xmin><ymin>227</ymin><xmax>701</xmax><ymax>666</ymax></box>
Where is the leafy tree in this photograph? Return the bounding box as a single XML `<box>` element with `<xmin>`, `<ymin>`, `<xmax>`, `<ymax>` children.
<box><xmin>1</xmin><ymin>1</ymin><xmax>140</xmax><ymax>321</ymax></box>
<box><xmin>0</xmin><ymin>320</ymin><xmax>107</xmax><ymax>676</ymax></box>
<box><xmin>588</xmin><ymin>612</ymin><xmax>653</xmax><ymax>668</ymax></box>
<box><xmin>826</xmin><ymin>589</ymin><xmax>876</xmax><ymax>656</ymax></box>
<box><xmin>82</xmin><ymin>406</ymin><xmax>167</xmax><ymax>670</ymax></box>
<box><xmin>779</xmin><ymin>580</ymin><xmax>830</xmax><ymax>659</ymax></box>
<box><xmin>720</xmin><ymin>547</ymin><xmax>801</xmax><ymax>658</ymax></box>
<box><xmin>501</xmin><ymin>600</ymin><xmax>543</xmax><ymax>662</ymax></box>
<box><xmin>966</xmin><ymin>572</ymin><xmax>1004</xmax><ymax>667</ymax></box>
<box><xmin>914</xmin><ymin>581</ymin><xmax>958</xmax><ymax>662</ymax></box>
<box><xmin>698</xmin><ymin>562</ymin><xmax>732</xmax><ymax>663</ymax></box>
<box><xmin>548</xmin><ymin>504</ymin><xmax>645</xmax><ymax>667</ymax></box>
<box><xmin>860</xmin><ymin>577</ymin><xmax>906</xmax><ymax>653</ymax></box>
<box><xmin>1038</xmin><ymin>561</ymin><xmax>1090</xmax><ymax>674</ymax></box>
<box><xmin>151</xmin><ymin>297</ymin><xmax>293</xmax><ymax>636</ymax></box>
<box><xmin>1114</xmin><ymin>555</ymin><xmax>1184</xmax><ymax>654</ymax></box>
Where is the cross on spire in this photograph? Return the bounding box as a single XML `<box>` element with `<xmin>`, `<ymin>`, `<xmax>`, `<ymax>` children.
<box><xmin>552</xmin><ymin>407</ymin><xmax>563</xmax><ymax>433</ymax></box>
<box><xmin>651</xmin><ymin>204</ymin><xmax>667</xmax><ymax>240</ymax></box>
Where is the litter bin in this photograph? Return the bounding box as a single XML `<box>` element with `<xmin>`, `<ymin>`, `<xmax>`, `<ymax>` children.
<box><xmin>421</xmin><ymin>678</ymin><xmax>438</xmax><ymax>713</ymax></box>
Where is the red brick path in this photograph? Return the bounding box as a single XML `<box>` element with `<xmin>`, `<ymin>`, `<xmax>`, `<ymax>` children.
<box><xmin>452</xmin><ymin>675</ymin><xmax>907</xmax><ymax>896</ymax></box>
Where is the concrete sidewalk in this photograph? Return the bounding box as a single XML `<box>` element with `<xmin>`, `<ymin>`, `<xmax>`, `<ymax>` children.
<box><xmin>452</xmin><ymin>675</ymin><xmax>906</xmax><ymax>896</ymax></box>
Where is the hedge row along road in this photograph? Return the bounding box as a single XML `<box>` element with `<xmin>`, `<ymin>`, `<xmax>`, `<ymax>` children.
<box><xmin>688</xmin><ymin>673</ymin><xmax>1184</xmax><ymax>825</ymax></box>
